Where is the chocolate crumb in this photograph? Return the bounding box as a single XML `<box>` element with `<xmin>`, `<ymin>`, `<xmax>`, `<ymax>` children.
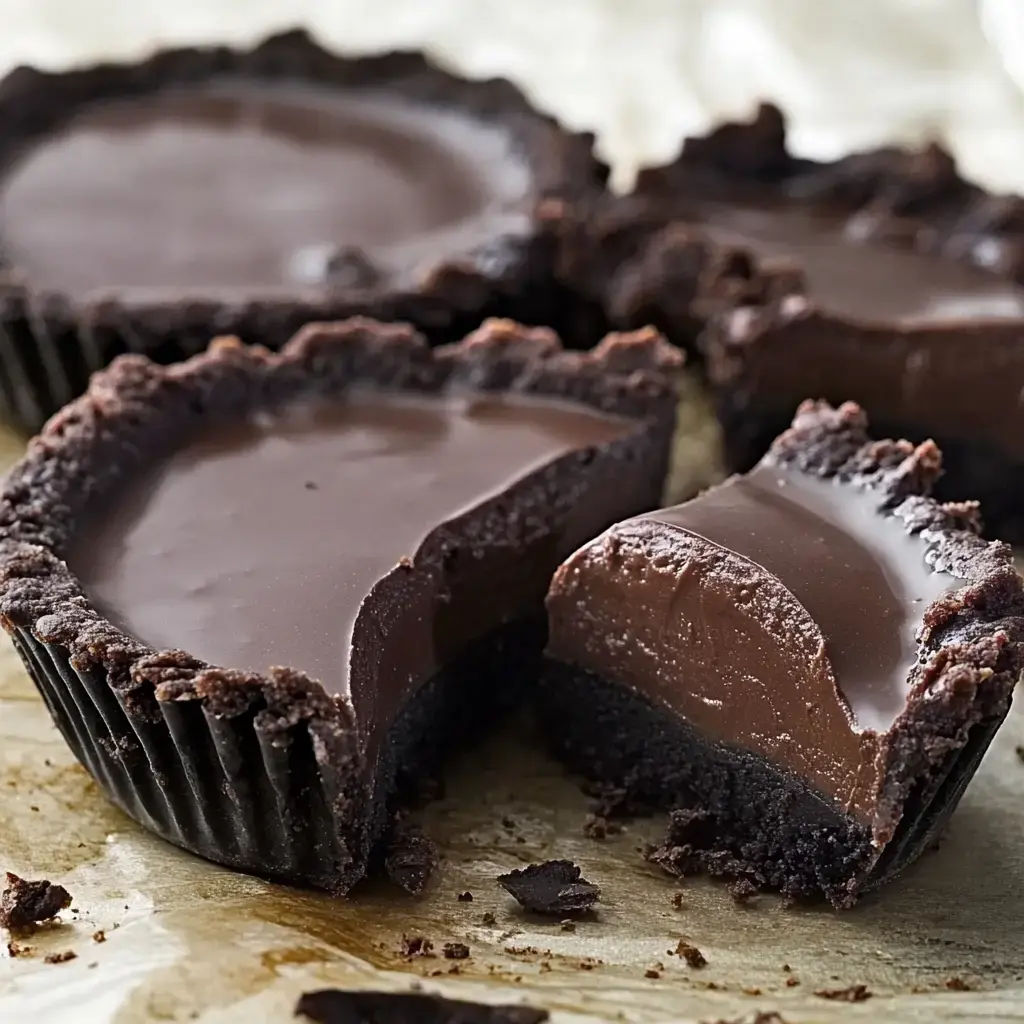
<box><xmin>497</xmin><ymin>860</ymin><xmax>599</xmax><ymax>915</ymax></box>
<box><xmin>560</xmin><ymin>919</ymin><xmax>576</xmax><ymax>932</ymax></box>
<box><xmin>0</xmin><ymin>873</ymin><xmax>73</xmax><ymax>931</ymax></box>
<box><xmin>481</xmin><ymin>913</ymin><xmax>496</xmax><ymax>926</ymax></box>
<box><xmin>399</xmin><ymin>935</ymin><xmax>435</xmax><ymax>958</ymax></box>
<box><xmin>6</xmin><ymin>940</ymin><xmax>33</xmax><ymax>957</ymax></box>
<box><xmin>295</xmin><ymin>989</ymin><xmax>549</xmax><ymax>1023</ymax></box>
<box><xmin>730</xmin><ymin>878</ymin><xmax>760</xmax><ymax>904</ymax></box>
<box><xmin>304</xmin><ymin>481</ymin><xmax>318</xmax><ymax>490</ymax></box>
<box><xmin>44</xmin><ymin>950</ymin><xmax>77</xmax><ymax>965</ymax></box>
<box><xmin>443</xmin><ymin>942</ymin><xmax>470</xmax><ymax>960</ymax></box>
<box><xmin>457</xmin><ymin>892</ymin><xmax>473</xmax><ymax>903</ymax></box>
<box><xmin>1015</xmin><ymin>745</ymin><xmax>1024</xmax><ymax>764</ymax></box>
<box><xmin>644</xmin><ymin>967</ymin><xmax>661</xmax><ymax>979</ymax></box>
<box><xmin>92</xmin><ymin>930</ymin><xmax>106</xmax><ymax>943</ymax></box>
<box><xmin>384</xmin><ymin>815</ymin><xmax>438</xmax><ymax>896</ymax></box>
<box><xmin>781</xmin><ymin>964</ymin><xmax>791</xmax><ymax>973</ymax></box>
<box><xmin>672</xmin><ymin>940</ymin><xmax>707</xmax><ymax>968</ymax></box>
<box><xmin>946</xmin><ymin>976</ymin><xmax>974</xmax><ymax>991</ymax></box>
<box><xmin>814</xmin><ymin>983</ymin><xmax>872</xmax><ymax>1002</ymax></box>
<box><xmin>785</xmin><ymin>976</ymin><xmax>799</xmax><ymax>987</ymax></box>
<box><xmin>672</xmin><ymin>892</ymin><xmax>684</xmax><ymax>909</ymax></box>
<box><xmin>501</xmin><ymin>816</ymin><xmax>516</xmax><ymax>831</ymax></box>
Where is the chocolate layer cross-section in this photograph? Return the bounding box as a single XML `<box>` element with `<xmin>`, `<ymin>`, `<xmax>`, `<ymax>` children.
<box><xmin>542</xmin><ymin>401</ymin><xmax>1024</xmax><ymax>906</ymax></box>
<box><xmin>0</xmin><ymin>317</ymin><xmax>680</xmax><ymax>892</ymax></box>
<box><xmin>0</xmin><ymin>29</ymin><xmax>606</xmax><ymax>431</ymax></box>
<box><xmin>633</xmin><ymin>104</ymin><xmax>1024</xmax><ymax>539</ymax></box>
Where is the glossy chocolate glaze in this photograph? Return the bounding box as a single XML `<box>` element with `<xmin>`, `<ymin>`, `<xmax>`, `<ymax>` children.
<box><xmin>546</xmin><ymin>463</ymin><xmax>959</xmax><ymax>822</ymax></box>
<box><xmin>71</xmin><ymin>391</ymin><xmax>630</xmax><ymax>734</ymax></box>
<box><xmin>698</xmin><ymin>200</ymin><xmax>1024</xmax><ymax>324</ymax></box>
<box><xmin>0</xmin><ymin>84</ymin><xmax>532</xmax><ymax>296</ymax></box>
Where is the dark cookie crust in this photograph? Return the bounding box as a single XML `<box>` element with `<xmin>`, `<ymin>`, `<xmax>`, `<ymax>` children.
<box><xmin>636</xmin><ymin>103</ymin><xmax>1023</xmax><ymax>279</ymax></box>
<box><xmin>640</xmin><ymin>104</ymin><xmax>1024</xmax><ymax>538</ymax></box>
<box><xmin>540</xmin><ymin>401</ymin><xmax>1023</xmax><ymax>906</ymax></box>
<box><xmin>0</xmin><ymin>29</ymin><xmax>607</xmax><ymax>431</ymax></box>
<box><xmin>549</xmin><ymin>189</ymin><xmax>804</xmax><ymax>353</ymax></box>
<box><xmin>0</xmin><ymin>316</ymin><xmax>679</xmax><ymax>892</ymax></box>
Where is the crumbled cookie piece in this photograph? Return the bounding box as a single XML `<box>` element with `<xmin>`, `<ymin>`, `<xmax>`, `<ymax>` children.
<box><xmin>400</xmin><ymin>935</ymin><xmax>435</xmax><ymax>958</ymax></box>
<box><xmin>443</xmin><ymin>942</ymin><xmax>470</xmax><ymax>960</ymax></box>
<box><xmin>945</xmin><ymin>976</ymin><xmax>973</xmax><ymax>991</ymax></box>
<box><xmin>44</xmin><ymin>950</ymin><xmax>77</xmax><ymax>965</ymax></box>
<box><xmin>730</xmin><ymin>878</ymin><xmax>759</xmax><ymax>904</ymax></box>
<box><xmin>497</xmin><ymin>860</ymin><xmax>599</xmax><ymax>915</ymax></box>
<box><xmin>671</xmin><ymin>939</ymin><xmax>707</xmax><ymax>968</ymax></box>
<box><xmin>0</xmin><ymin>873</ymin><xmax>73</xmax><ymax>931</ymax></box>
<box><xmin>814</xmin><ymin>983</ymin><xmax>872</xmax><ymax>1002</ymax></box>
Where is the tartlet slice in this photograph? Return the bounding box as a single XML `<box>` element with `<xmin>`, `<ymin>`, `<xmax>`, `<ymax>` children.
<box><xmin>542</xmin><ymin>400</ymin><xmax>1024</xmax><ymax>906</ymax></box>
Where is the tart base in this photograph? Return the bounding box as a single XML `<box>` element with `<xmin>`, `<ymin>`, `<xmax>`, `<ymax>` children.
<box><xmin>537</xmin><ymin>658</ymin><xmax>1009</xmax><ymax>907</ymax></box>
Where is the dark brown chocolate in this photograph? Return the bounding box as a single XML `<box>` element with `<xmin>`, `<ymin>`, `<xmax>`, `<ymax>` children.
<box><xmin>295</xmin><ymin>989</ymin><xmax>548</xmax><ymax>1024</ymax></box>
<box><xmin>0</xmin><ymin>30</ymin><xmax>605</xmax><ymax>431</ymax></box>
<box><xmin>0</xmin><ymin>872</ymin><xmax>72</xmax><ymax>931</ymax></box>
<box><xmin>1</xmin><ymin>85</ymin><xmax>532</xmax><ymax>297</ymax></box>
<box><xmin>631</xmin><ymin>104</ymin><xmax>1024</xmax><ymax>538</ymax></box>
<box><xmin>542</xmin><ymin>401</ymin><xmax>1024</xmax><ymax>904</ymax></box>
<box><xmin>71</xmin><ymin>390</ymin><xmax>630</xmax><ymax>721</ymax></box>
<box><xmin>497</xmin><ymin>860</ymin><xmax>600</xmax><ymax>915</ymax></box>
<box><xmin>0</xmin><ymin>317</ymin><xmax>679</xmax><ymax>892</ymax></box>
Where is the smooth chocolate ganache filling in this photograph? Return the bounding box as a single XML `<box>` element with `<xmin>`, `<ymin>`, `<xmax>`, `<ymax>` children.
<box><xmin>541</xmin><ymin>401</ymin><xmax>1024</xmax><ymax>904</ymax></box>
<box><xmin>0</xmin><ymin>84</ymin><xmax>531</xmax><ymax>298</ymax></box>
<box><xmin>698</xmin><ymin>200</ymin><xmax>1024</xmax><ymax>325</ymax></box>
<box><xmin>547</xmin><ymin>462</ymin><xmax>956</xmax><ymax>820</ymax></box>
<box><xmin>71</xmin><ymin>391</ymin><xmax>631</xmax><ymax>737</ymax></box>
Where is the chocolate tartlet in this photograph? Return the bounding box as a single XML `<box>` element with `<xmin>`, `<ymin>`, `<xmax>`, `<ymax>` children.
<box><xmin>631</xmin><ymin>104</ymin><xmax>1024</xmax><ymax>538</ymax></box>
<box><xmin>0</xmin><ymin>30</ymin><xmax>605</xmax><ymax>432</ymax></box>
<box><xmin>542</xmin><ymin>401</ymin><xmax>1024</xmax><ymax>906</ymax></box>
<box><xmin>0</xmin><ymin>317</ymin><xmax>679</xmax><ymax>891</ymax></box>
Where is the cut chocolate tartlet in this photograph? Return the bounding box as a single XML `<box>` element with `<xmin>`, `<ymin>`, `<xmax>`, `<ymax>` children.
<box><xmin>0</xmin><ymin>29</ymin><xmax>606</xmax><ymax>432</ymax></box>
<box><xmin>541</xmin><ymin>401</ymin><xmax>1024</xmax><ymax>906</ymax></box>
<box><xmin>0</xmin><ymin>317</ymin><xmax>678</xmax><ymax>891</ymax></box>
<box><xmin>632</xmin><ymin>103</ymin><xmax>1024</xmax><ymax>539</ymax></box>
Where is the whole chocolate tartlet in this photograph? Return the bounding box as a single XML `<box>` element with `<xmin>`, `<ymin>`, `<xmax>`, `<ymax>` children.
<box><xmin>629</xmin><ymin>104</ymin><xmax>1024</xmax><ymax>539</ymax></box>
<box><xmin>0</xmin><ymin>30</ymin><xmax>606</xmax><ymax>432</ymax></box>
<box><xmin>0</xmin><ymin>316</ymin><xmax>678</xmax><ymax>891</ymax></box>
<box><xmin>542</xmin><ymin>401</ymin><xmax>1024</xmax><ymax>906</ymax></box>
